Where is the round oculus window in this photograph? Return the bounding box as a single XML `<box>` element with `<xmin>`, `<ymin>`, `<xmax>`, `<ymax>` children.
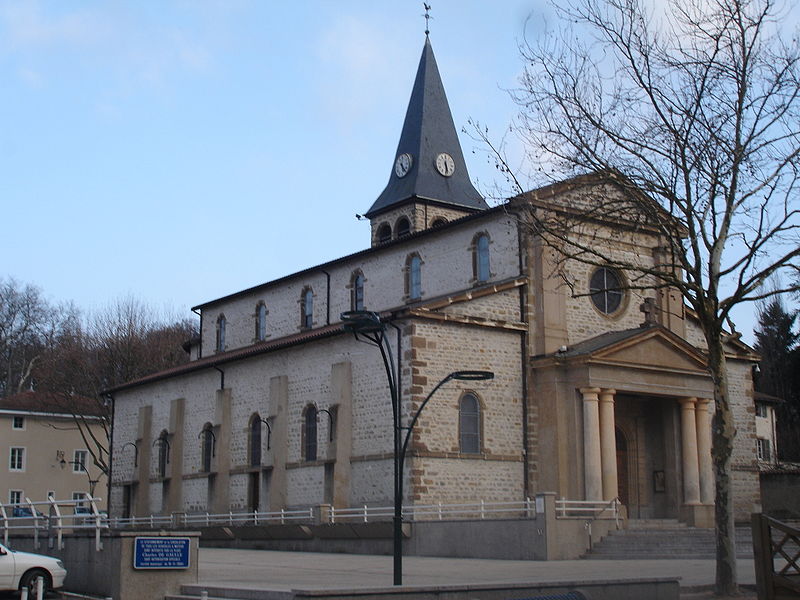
<box><xmin>589</xmin><ymin>267</ymin><xmax>624</xmax><ymax>314</ymax></box>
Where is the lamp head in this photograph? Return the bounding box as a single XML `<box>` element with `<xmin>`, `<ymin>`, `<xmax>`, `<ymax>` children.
<box><xmin>450</xmin><ymin>370</ymin><xmax>494</xmax><ymax>381</ymax></box>
<box><xmin>340</xmin><ymin>310</ymin><xmax>384</xmax><ymax>333</ymax></box>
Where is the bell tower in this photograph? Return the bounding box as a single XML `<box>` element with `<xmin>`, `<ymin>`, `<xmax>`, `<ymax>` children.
<box><xmin>365</xmin><ymin>35</ymin><xmax>488</xmax><ymax>246</ymax></box>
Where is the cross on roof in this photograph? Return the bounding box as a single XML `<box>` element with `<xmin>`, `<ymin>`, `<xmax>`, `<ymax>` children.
<box><xmin>423</xmin><ymin>3</ymin><xmax>431</xmax><ymax>36</ymax></box>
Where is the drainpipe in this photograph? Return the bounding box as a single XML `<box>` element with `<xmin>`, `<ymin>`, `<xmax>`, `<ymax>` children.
<box><xmin>513</xmin><ymin>209</ymin><xmax>531</xmax><ymax>499</ymax></box>
<box><xmin>214</xmin><ymin>367</ymin><xmax>225</xmax><ymax>390</ymax></box>
<box><xmin>389</xmin><ymin>319</ymin><xmax>403</xmax><ymax>414</ymax></box>
<box><xmin>104</xmin><ymin>393</ymin><xmax>115</xmax><ymax>514</ymax></box>
<box><xmin>320</xmin><ymin>270</ymin><xmax>331</xmax><ymax>325</ymax></box>
<box><xmin>192</xmin><ymin>308</ymin><xmax>202</xmax><ymax>359</ymax></box>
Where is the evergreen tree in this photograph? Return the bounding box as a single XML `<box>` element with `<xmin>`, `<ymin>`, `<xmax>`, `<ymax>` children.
<box><xmin>753</xmin><ymin>299</ymin><xmax>800</xmax><ymax>461</ymax></box>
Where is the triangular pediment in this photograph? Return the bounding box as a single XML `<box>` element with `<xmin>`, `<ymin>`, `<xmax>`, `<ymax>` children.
<box><xmin>590</xmin><ymin>330</ymin><xmax>708</xmax><ymax>373</ymax></box>
<box><xmin>550</xmin><ymin>326</ymin><xmax>709</xmax><ymax>374</ymax></box>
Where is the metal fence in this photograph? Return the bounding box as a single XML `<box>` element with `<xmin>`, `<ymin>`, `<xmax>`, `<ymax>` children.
<box><xmin>111</xmin><ymin>497</ymin><xmax>619</xmax><ymax>528</ymax></box>
<box><xmin>1</xmin><ymin>496</ymin><xmax>621</xmax><ymax>545</ymax></box>
<box><xmin>0</xmin><ymin>494</ymin><xmax>107</xmax><ymax>551</ymax></box>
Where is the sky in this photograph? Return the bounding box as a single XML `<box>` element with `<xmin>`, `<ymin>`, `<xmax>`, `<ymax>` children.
<box><xmin>0</xmin><ymin>1</ymin><xmax>534</xmax><ymax>313</ymax></box>
<box><xmin>0</xmin><ymin>1</ymin><xmax>794</xmax><ymax>343</ymax></box>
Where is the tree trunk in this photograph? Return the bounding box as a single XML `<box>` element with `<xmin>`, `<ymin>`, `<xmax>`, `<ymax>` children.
<box><xmin>708</xmin><ymin>334</ymin><xmax>738</xmax><ymax>596</ymax></box>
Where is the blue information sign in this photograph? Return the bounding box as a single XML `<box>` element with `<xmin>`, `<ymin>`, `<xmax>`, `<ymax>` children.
<box><xmin>133</xmin><ymin>537</ymin><xmax>190</xmax><ymax>570</ymax></box>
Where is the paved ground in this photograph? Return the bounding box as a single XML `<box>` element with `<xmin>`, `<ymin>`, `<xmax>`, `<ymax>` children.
<box><xmin>197</xmin><ymin>548</ymin><xmax>758</xmax><ymax>594</ymax></box>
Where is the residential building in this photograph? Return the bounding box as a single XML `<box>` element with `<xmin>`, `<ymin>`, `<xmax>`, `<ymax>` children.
<box><xmin>1</xmin><ymin>391</ymin><xmax>108</xmax><ymax>511</ymax></box>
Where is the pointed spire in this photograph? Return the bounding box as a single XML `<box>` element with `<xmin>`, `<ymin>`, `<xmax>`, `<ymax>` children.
<box><xmin>365</xmin><ymin>37</ymin><xmax>487</xmax><ymax>218</ymax></box>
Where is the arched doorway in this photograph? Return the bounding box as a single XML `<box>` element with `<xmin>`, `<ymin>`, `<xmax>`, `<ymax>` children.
<box><xmin>615</xmin><ymin>427</ymin><xmax>629</xmax><ymax>507</ymax></box>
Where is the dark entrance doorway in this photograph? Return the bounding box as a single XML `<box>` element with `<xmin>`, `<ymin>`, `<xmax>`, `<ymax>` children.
<box><xmin>616</xmin><ymin>427</ymin><xmax>629</xmax><ymax>507</ymax></box>
<box><xmin>248</xmin><ymin>472</ymin><xmax>260</xmax><ymax>512</ymax></box>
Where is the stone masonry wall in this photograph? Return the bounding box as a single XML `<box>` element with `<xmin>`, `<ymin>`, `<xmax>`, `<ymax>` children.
<box><xmin>404</xmin><ymin>316</ymin><xmax>525</xmax><ymax>506</ymax></box>
<box><xmin>369</xmin><ymin>203</ymin><xmax>480</xmax><ymax>246</ymax></box>
<box><xmin>199</xmin><ymin>214</ymin><xmax>520</xmax><ymax>355</ymax></box>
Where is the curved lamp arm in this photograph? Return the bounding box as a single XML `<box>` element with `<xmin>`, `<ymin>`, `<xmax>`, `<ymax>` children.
<box><xmin>401</xmin><ymin>371</ymin><xmax>494</xmax><ymax>465</ymax></box>
<box><xmin>258</xmin><ymin>418</ymin><xmax>273</xmax><ymax>450</ymax></box>
<box><xmin>121</xmin><ymin>442</ymin><xmax>139</xmax><ymax>467</ymax></box>
<box><xmin>152</xmin><ymin>436</ymin><xmax>171</xmax><ymax>463</ymax></box>
<box><xmin>198</xmin><ymin>428</ymin><xmax>217</xmax><ymax>457</ymax></box>
<box><xmin>318</xmin><ymin>409</ymin><xmax>335</xmax><ymax>441</ymax></box>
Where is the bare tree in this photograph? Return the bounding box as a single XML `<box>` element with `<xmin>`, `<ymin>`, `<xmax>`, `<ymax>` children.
<box><xmin>0</xmin><ymin>278</ymin><xmax>50</xmax><ymax>396</ymax></box>
<box><xmin>36</xmin><ymin>295</ymin><xmax>197</xmax><ymax>476</ymax></box>
<box><xmin>483</xmin><ymin>0</ymin><xmax>800</xmax><ymax>594</ymax></box>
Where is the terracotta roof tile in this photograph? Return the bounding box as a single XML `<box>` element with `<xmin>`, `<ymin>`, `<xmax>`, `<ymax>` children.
<box><xmin>0</xmin><ymin>391</ymin><xmax>106</xmax><ymax>417</ymax></box>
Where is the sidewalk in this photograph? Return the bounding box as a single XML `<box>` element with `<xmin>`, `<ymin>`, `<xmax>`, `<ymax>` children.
<box><xmin>197</xmin><ymin>548</ymin><xmax>757</xmax><ymax>594</ymax></box>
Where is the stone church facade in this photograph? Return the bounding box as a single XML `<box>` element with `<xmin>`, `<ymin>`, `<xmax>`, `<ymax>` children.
<box><xmin>107</xmin><ymin>36</ymin><xmax>760</xmax><ymax>528</ymax></box>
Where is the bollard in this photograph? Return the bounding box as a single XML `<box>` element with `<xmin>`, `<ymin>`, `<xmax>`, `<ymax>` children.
<box><xmin>20</xmin><ymin>587</ymin><xmax>28</xmax><ymax>600</ymax></box>
<box><xmin>36</xmin><ymin>575</ymin><xmax>44</xmax><ymax>600</ymax></box>
<box><xmin>200</xmin><ymin>591</ymin><xmax>209</xmax><ymax>600</ymax></box>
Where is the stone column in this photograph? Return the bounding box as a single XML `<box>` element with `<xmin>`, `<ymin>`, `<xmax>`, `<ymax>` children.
<box><xmin>166</xmin><ymin>398</ymin><xmax>185</xmax><ymax>514</ymax></box>
<box><xmin>581</xmin><ymin>388</ymin><xmax>603</xmax><ymax>501</ymax></box>
<box><xmin>269</xmin><ymin>375</ymin><xmax>289</xmax><ymax>510</ymax></box>
<box><xmin>695</xmin><ymin>398</ymin><xmax>714</xmax><ymax>505</ymax></box>
<box><xmin>212</xmin><ymin>389</ymin><xmax>232</xmax><ymax>513</ymax></box>
<box><xmin>331</xmin><ymin>362</ymin><xmax>353</xmax><ymax>508</ymax></box>
<box><xmin>134</xmin><ymin>405</ymin><xmax>152</xmax><ymax>517</ymax></box>
<box><xmin>599</xmin><ymin>389</ymin><xmax>618</xmax><ymax>501</ymax></box>
<box><xmin>679</xmin><ymin>397</ymin><xmax>701</xmax><ymax>505</ymax></box>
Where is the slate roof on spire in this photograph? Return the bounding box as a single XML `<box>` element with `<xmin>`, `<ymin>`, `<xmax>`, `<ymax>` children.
<box><xmin>365</xmin><ymin>37</ymin><xmax>488</xmax><ymax>218</ymax></box>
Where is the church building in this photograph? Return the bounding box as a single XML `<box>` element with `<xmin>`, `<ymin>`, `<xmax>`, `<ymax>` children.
<box><xmin>107</xmin><ymin>34</ymin><xmax>761</xmax><ymax>531</ymax></box>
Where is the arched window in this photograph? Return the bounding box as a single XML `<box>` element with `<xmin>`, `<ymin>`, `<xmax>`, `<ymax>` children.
<box><xmin>431</xmin><ymin>217</ymin><xmax>447</xmax><ymax>228</ymax></box>
<box><xmin>250</xmin><ymin>414</ymin><xmax>262</xmax><ymax>467</ymax></box>
<box><xmin>406</xmin><ymin>254</ymin><xmax>422</xmax><ymax>300</ymax></box>
<box><xmin>255</xmin><ymin>302</ymin><xmax>267</xmax><ymax>342</ymax></box>
<box><xmin>396</xmin><ymin>217</ymin><xmax>411</xmax><ymax>238</ymax></box>
<box><xmin>474</xmin><ymin>233</ymin><xmax>490</xmax><ymax>283</ymax></box>
<box><xmin>201</xmin><ymin>423</ymin><xmax>215</xmax><ymax>473</ymax></box>
<box><xmin>301</xmin><ymin>288</ymin><xmax>314</xmax><ymax>328</ymax></box>
<box><xmin>303</xmin><ymin>405</ymin><xmax>317</xmax><ymax>462</ymax></box>
<box><xmin>459</xmin><ymin>394</ymin><xmax>481</xmax><ymax>454</ymax></box>
<box><xmin>157</xmin><ymin>430</ymin><xmax>169</xmax><ymax>479</ymax></box>
<box><xmin>377</xmin><ymin>223</ymin><xmax>392</xmax><ymax>244</ymax></box>
<box><xmin>216</xmin><ymin>314</ymin><xmax>226</xmax><ymax>352</ymax></box>
<box><xmin>589</xmin><ymin>267</ymin><xmax>625</xmax><ymax>314</ymax></box>
<box><xmin>351</xmin><ymin>271</ymin><xmax>365</xmax><ymax>311</ymax></box>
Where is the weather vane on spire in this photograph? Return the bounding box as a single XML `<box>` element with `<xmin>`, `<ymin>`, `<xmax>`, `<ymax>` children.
<box><xmin>423</xmin><ymin>3</ymin><xmax>432</xmax><ymax>37</ymax></box>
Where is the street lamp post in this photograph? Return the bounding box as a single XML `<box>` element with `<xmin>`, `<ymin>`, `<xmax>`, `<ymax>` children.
<box><xmin>70</xmin><ymin>461</ymin><xmax>101</xmax><ymax>496</ymax></box>
<box><xmin>341</xmin><ymin>310</ymin><xmax>493</xmax><ymax>586</ymax></box>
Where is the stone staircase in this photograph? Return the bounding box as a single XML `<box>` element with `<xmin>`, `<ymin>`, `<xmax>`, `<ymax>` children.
<box><xmin>585</xmin><ymin>519</ymin><xmax>754</xmax><ymax>559</ymax></box>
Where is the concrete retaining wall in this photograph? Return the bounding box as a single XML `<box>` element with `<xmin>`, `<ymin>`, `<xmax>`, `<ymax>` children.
<box><xmin>197</xmin><ymin>515</ymin><xmax>619</xmax><ymax>561</ymax></box>
<box><xmin>182</xmin><ymin>578</ymin><xmax>679</xmax><ymax>600</ymax></box>
<box><xmin>8</xmin><ymin>530</ymin><xmax>199</xmax><ymax>600</ymax></box>
<box><xmin>760</xmin><ymin>471</ymin><xmax>800</xmax><ymax>520</ymax></box>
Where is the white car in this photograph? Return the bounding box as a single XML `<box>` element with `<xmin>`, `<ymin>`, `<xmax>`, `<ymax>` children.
<box><xmin>0</xmin><ymin>543</ymin><xmax>66</xmax><ymax>595</ymax></box>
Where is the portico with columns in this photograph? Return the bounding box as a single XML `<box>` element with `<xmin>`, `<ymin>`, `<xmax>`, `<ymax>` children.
<box><xmin>532</xmin><ymin>325</ymin><xmax>717</xmax><ymax>527</ymax></box>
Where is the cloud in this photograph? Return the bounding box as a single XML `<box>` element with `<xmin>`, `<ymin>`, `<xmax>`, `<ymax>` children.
<box><xmin>316</xmin><ymin>14</ymin><xmax>411</xmax><ymax>129</ymax></box>
<box><xmin>0</xmin><ymin>2</ymin><xmax>214</xmax><ymax>92</ymax></box>
<box><xmin>17</xmin><ymin>66</ymin><xmax>43</xmax><ymax>87</ymax></box>
<box><xmin>0</xmin><ymin>1</ymin><xmax>110</xmax><ymax>49</ymax></box>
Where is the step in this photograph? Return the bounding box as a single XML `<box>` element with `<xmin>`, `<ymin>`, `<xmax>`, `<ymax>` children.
<box><xmin>586</xmin><ymin>524</ymin><xmax>755</xmax><ymax>559</ymax></box>
<box><xmin>627</xmin><ymin>518</ymin><xmax>687</xmax><ymax>529</ymax></box>
<box><xmin>168</xmin><ymin>586</ymin><xmax>293</xmax><ymax>600</ymax></box>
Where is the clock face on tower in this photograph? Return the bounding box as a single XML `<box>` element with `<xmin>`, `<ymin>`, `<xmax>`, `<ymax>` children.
<box><xmin>435</xmin><ymin>153</ymin><xmax>455</xmax><ymax>177</ymax></box>
<box><xmin>395</xmin><ymin>153</ymin><xmax>413</xmax><ymax>178</ymax></box>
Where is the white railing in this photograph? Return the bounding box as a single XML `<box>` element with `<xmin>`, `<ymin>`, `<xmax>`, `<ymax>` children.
<box><xmin>1</xmin><ymin>496</ymin><xmax>621</xmax><ymax>540</ymax></box>
<box><xmin>111</xmin><ymin>506</ymin><xmax>316</xmax><ymax>529</ymax></box>
<box><xmin>115</xmin><ymin>498</ymin><xmax>620</xmax><ymax>527</ymax></box>
<box><xmin>0</xmin><ymin>494</ymin><xmax>107</xmax><ymax>551</ymax></box>
<box><xmin>555</xmin><ymin>497</ymin><xmax>621</xmax><ymax>524</ymax></box>
<box><xmin>329</xmin><ymin>499</ymin><xmax>535</xmax><ymax>523</ymax></box>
